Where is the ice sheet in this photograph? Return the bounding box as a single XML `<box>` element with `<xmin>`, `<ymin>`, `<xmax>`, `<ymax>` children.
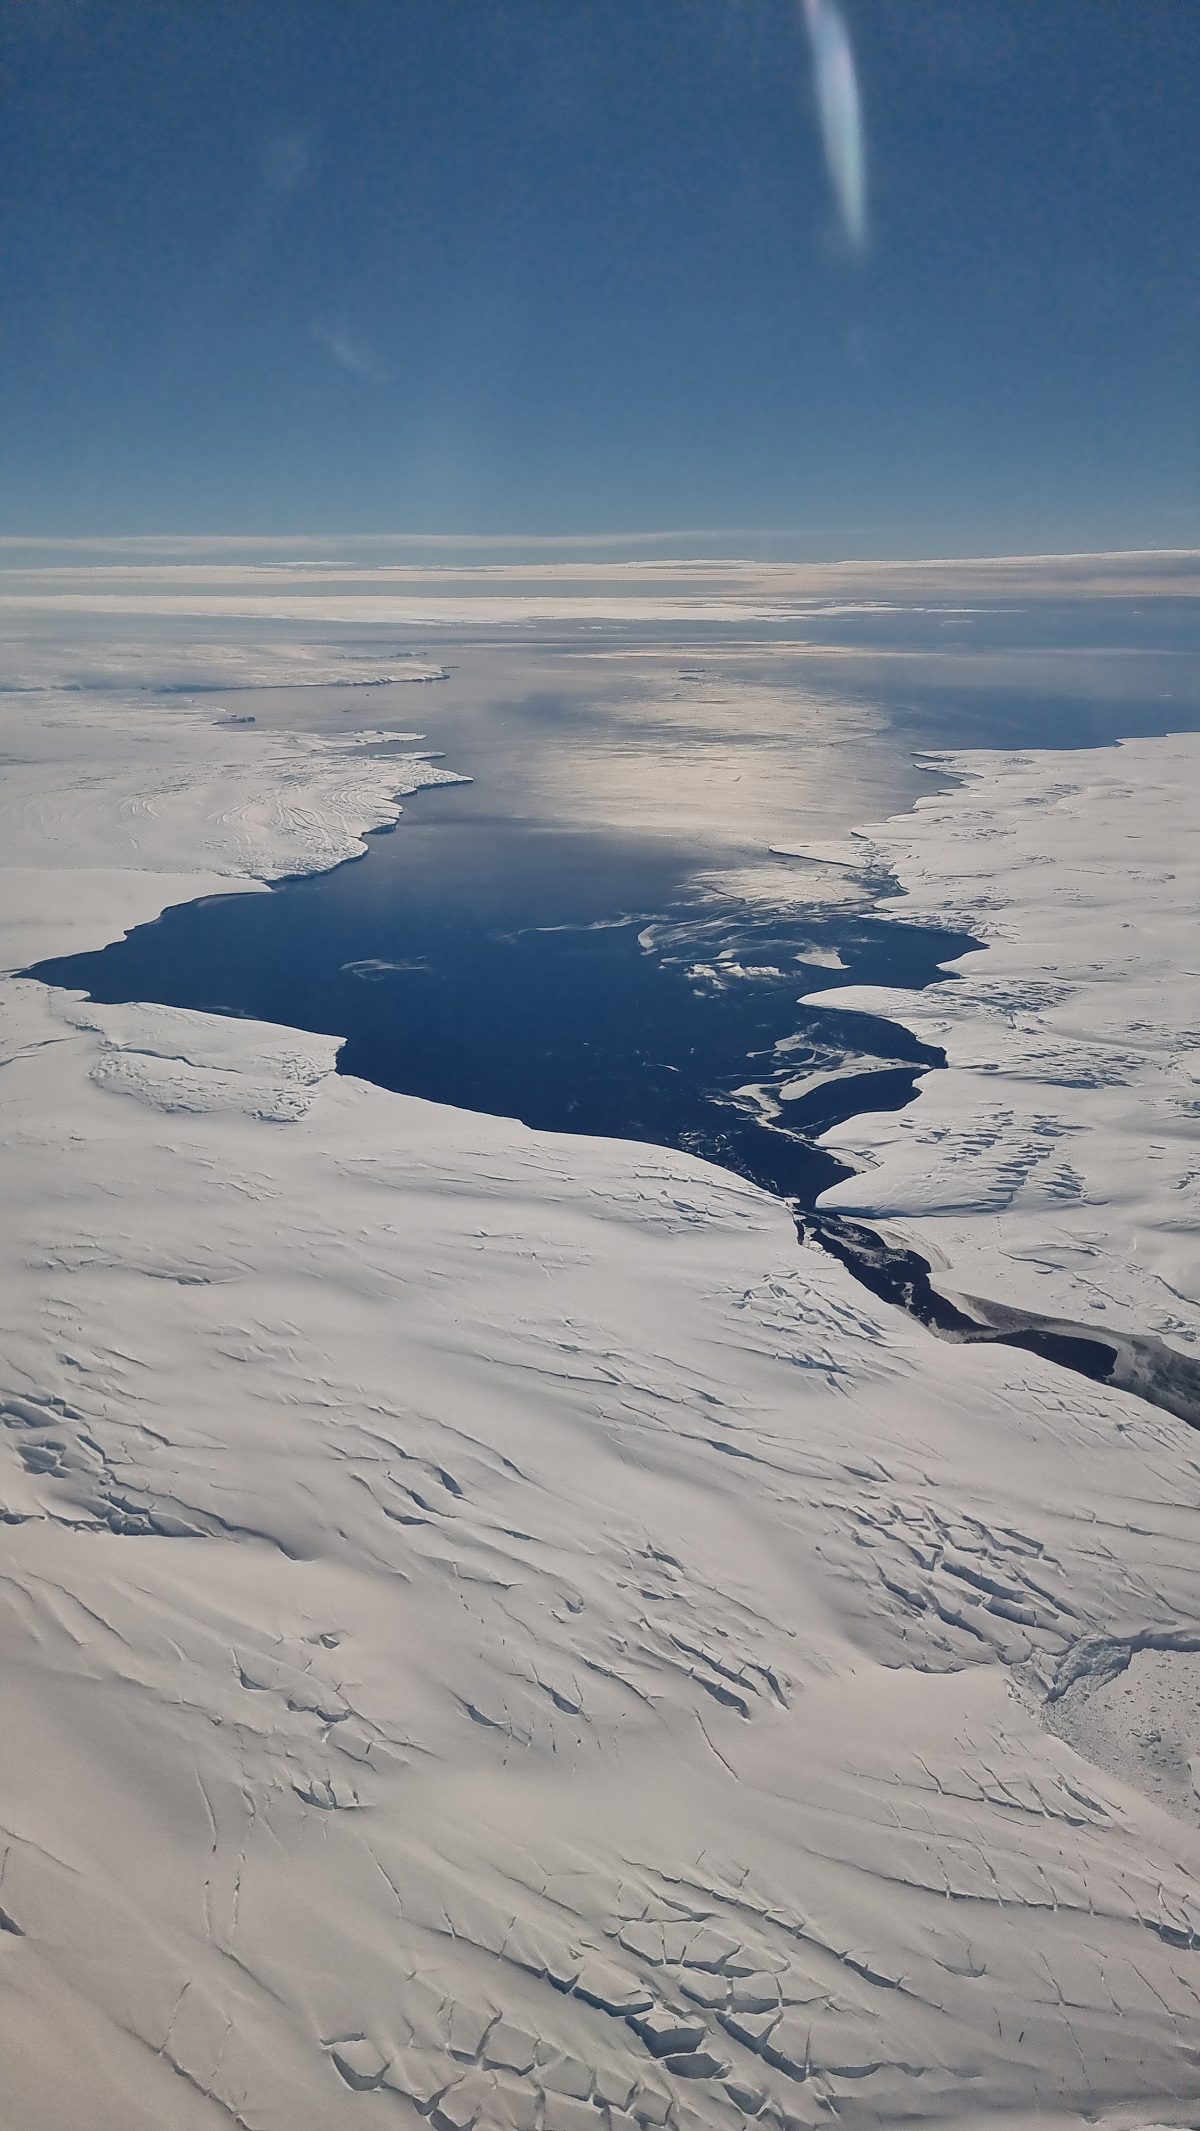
<box><xmin>0</xmin><ymin>639</ymin><xmax>1197</xmax><ymax>2130</ymax></box>
<box><xmin>810</xmin><ymin>737</ymin><xmax>1200</xmax><ymax>1360</ymax></box>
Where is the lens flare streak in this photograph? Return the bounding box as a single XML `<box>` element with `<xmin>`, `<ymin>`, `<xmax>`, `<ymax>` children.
<box><xmin>802</xmin><ymin>0</ymin><xmax>866</xmax><ymax>249</ymax></box>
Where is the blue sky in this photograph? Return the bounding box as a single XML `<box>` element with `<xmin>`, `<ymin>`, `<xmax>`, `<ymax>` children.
<box><xmin>3</xmin><ymin>1</ymin><xmax>1197</xmax><ymax>556</ymax></box>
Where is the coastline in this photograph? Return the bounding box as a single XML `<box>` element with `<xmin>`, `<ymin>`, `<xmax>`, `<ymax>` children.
<box><xmin>806</xmin><ymin>734</ymin><xmax>1200</xmax><ymax>1363</ymax></box>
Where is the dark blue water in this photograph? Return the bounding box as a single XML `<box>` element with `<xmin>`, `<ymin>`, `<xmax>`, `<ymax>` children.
<box><xmin>32</xmin><ymin>791</ymin><xmax>976</xmax><ymax>1207</ymax></box>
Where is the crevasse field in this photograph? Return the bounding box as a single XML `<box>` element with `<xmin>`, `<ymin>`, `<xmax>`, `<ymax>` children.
<box><xmin>0</xmin><ymin>556</ymin><xmax>1198</xmax><ymax>2131</ymax></box>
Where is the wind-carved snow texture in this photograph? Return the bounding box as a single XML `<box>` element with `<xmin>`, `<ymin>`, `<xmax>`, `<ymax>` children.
<box><xmin>809</xmin><ymin>737</ymin><xmax>1200</xmax><ymax>1365</ymax></box>
<box><xmin>0</xmin><ymin>665</ymin><xmax>1198</xmax><ymax>2129</ymax></box>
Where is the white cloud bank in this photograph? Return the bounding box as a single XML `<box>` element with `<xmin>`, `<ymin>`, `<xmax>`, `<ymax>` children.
<box><xmin>1</xmin><ymin>546</ymin><xmax>1196</xmax><ymax>622</ymax></box>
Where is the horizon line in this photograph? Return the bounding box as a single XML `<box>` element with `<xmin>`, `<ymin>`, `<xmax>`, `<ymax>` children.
<box><xmin>0</xmin><ymin>535</ymin><xmax>1198</xmax><ymax>572</ymax></box>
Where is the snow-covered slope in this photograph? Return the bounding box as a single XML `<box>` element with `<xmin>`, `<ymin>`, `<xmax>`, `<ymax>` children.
<box><xmin>0</xmin><ymin>665</ymin><xmax>1197</xmax><ymax>2130</ymax></box>
<box><xmin>0</xmin><ymin>684</ymin><xmax>463</xmax><ymax>970</ymax></box>
<box><xmin>810</xmin><ymin>737</ymin><xmax>1200</xmax><ymax>1360</ymax></box>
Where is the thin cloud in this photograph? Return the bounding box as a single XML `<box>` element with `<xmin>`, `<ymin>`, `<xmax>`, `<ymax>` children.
<box><xmin>260</xmin><ymin>132</ymin><xmax>313</xmax><ymax>197</ymax></box>
<box><xmin>311</xmin><ymin>320</ymin><xmax>393</xmax><ymax>385</ymax></box>
<box><xmin>0</xmin><ymin>526</ymin><xmax>893</xmax><ymax>557</ymax></box>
